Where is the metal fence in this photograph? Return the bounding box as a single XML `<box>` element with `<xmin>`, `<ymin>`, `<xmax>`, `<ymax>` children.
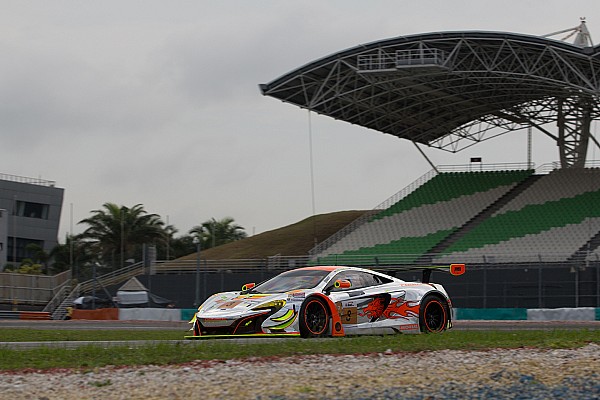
<box><xmin>0</xmin><ymin>270</ymin><xmax>70</xmax><ymax>306</ymax></box>
<box><xmin>2</xmin><ymin>255</ymin><xmax>599</xmax><ymax>311</ymax></box>
<box><xmin>0</xmin><ymin>172</ymin><xmax>56</xmax><ymax>187</ymax></box>
<box><xmin>149</xmin><ymin>255</ymin><xmax>600</xmax><ymax>309</ymax></box>
<box><xmin>392</xmin><ymin>262</ymin><xmax>600</xmax><ymax>309</ymax></box>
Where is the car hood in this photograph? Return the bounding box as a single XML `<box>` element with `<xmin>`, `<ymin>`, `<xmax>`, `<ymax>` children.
<box><xmin>198</xmin><ymin>291</ymin><xmax>287</xmax><ymax>317</ymax></box>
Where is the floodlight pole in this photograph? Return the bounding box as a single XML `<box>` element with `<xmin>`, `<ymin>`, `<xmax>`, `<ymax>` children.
<box><xmin>92</xmin><ymin>262</ymin><xmax>98</xmax><ymax>310</ymax></box>
<box><xmin>193</xmin><ymin>237</ymin><xmax>201</xmax><ymax>307</ymax></box>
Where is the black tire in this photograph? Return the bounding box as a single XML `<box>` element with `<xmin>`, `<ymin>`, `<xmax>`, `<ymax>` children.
<box><xmin>419</xmin><ymin>295</ymin><xmax>449</xmax><ymax>333</ymax></box>
<box><xmin>299</xmin><ymin>297</ymin><xmax>330</xmax><ymax>338</ymax></box>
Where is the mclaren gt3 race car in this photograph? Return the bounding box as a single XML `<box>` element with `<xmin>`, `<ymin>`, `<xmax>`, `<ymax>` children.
<box><xmin>186</xmin><ymin>264</ymin><xmax>465</xmax><ymax>339</ymax></box>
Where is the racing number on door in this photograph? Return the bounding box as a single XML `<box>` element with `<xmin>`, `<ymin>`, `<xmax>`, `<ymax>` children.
<box><xmin>341</xmin><ymin>307</ymin><xmax>357</xmax><ymax>324</ymax></box>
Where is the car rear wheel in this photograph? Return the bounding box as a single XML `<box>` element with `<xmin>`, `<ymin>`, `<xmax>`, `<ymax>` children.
<box><xmin>419</xmin><ymin>295</ymin><xmax>449</xmax><ymax>333</ymax></box>
<box><xmin>300</xmin><ymin>297</ymin><xmax>329</xmax><ymax>338</ymax></box>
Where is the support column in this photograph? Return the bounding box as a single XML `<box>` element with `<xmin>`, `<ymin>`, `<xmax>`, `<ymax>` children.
<box><xmin>557</xmin><ymin>96</ymin><xmax>592</xmax><ymax>168</ymax></box>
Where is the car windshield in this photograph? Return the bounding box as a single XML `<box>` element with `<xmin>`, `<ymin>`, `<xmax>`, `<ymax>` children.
<box><xmin>252</xmin><ymin>269</ymin><xmax>330</xmax><ymax>293</ymax></box>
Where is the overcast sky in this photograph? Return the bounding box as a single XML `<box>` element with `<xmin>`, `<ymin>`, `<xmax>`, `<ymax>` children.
<box><xmin>2</xmin><ymin>1</ymin><xmax>600</xmax><ymax>240</ymax></box>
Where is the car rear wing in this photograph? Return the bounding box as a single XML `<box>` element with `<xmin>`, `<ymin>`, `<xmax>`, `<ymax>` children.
<box><xmin>420</xmin><ymin>263</ymin><xmax>465</xmax><ymax>283</ymax></box>
<box><xmin>387</xmin><ymin>263</ymin><xmax>465</xmax><ymax>283</ymax></box>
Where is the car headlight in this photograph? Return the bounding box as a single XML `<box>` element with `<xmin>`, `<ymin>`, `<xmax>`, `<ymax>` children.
<box><xmin>252</xmin><ymin>299</ymin><xmax>286</xmax><ymax>310</ymax></box>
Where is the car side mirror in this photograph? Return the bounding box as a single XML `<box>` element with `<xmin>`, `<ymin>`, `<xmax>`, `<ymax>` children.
<box><xmin>324</xmin><ymin>279</ymin><xmax>352</xmax><ymax>295</ymax></box>
<box><xmin>241</xmin><ymin>282</ymin><xmax>256</xmax><ymax>292</ymax></box>
<box><xmin>334</xmin><ymin>279</ymin><xmax>351</xmax><ymax>289</ymax></box>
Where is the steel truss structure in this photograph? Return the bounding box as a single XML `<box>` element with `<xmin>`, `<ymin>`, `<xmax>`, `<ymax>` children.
<box><xmin>261</xmin><ymin>29</ymin><xmax>600</xmax><ymax>167</ymax></box>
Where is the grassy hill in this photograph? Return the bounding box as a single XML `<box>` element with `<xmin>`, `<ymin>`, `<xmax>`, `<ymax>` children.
<box><xmin>176</xmin><ymin>210</ymin><xmax>367</xmax><ymax>260</ymax></box>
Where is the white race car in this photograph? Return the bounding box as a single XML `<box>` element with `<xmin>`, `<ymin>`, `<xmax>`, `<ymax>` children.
<box><xmin>187</xmin><ymin>264</ymin><xmax>465</xmax><ymax>339</ymax></box>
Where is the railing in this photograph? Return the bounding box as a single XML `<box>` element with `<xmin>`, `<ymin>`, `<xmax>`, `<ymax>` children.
<box><xmin>42</xmin><ymin>280</ymin><xmax>71</xmax><ymax>313</ymax></box>
<box><xmin>584</xmin><ymin>160</ymin><xmax>600</xmax><ymax>168</ymax></box>
<box><xmin>357</xmin><ymin>50</ymin><xmax>397</xmax><ymax>71</ymax></box>
<box><xmin>0</xmin><ymin>270</ymin><xmax>71</xmax><ymax>305</ymax></box>
<box><xmin>437</xmin><ymin>162</ymin><xmax>533</xmax><ymax>172</ymax></box>
<box><xmin>534</xmin><ymin>160</ymin><xmax>600</xmax><ymax>174</ymax></box>
<box><xmin>150</xmin><ymin>250</ymin><xmax>600</xmax><ymax>274</ymax></box>
<box><xmin>52</xmin><ymin>284</ymin><xmax>81</xmax><ymax>321</ymax></box>
<box><xmin>395</xmin><ymin>48</ymin><xmax>447</xmax><ymax>67</ymax></box>
<box><xmin>78</xmin><ymin>262</ymin><xmax>145</xmax><ymax>293</ymax></box>
<box><xmin>51</xmin><ymin>261</ymin><xmax>146</xmax><ymax>320</ymax></box>
<box><xmin>153</xmin><ymin>256</ymin><xmax>311</xmax><ymax>274</ymax></box>
<box><xmin>0</xmin><ymin>310</ymin><xmax>51</xmax><ymax>320</ymax></box>
<box><xmin>311</xmin><ymin>252</ymin><xmax>600</xmax><ymax>266</ymax></box>
<box><xmin>357</xmin><ymin>48</ymin><xmax>448</xmax><ymax>71</ymax></box>
<box><xmin>536</xmin><ymin>162</ymin><xmax>561</xmax><ymax>174</ymax></box>
<box><xmin>0</xmin><ymin>172</ymin><xmax>56</xmax><ymax>187</ymax></box>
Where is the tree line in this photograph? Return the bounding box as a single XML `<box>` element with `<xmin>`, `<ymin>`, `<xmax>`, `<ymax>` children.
<box><xmin>4</xmin><ymin>202</ymin><xmax>247</xmax><ymax>278</ymax></box>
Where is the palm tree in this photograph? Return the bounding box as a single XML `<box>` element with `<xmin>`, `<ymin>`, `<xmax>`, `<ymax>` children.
<box><xmin>189</xmin><ymin>217</ymin><xmax>247</xmax><ymax>249</ymax></box>
<box><xmin>169</xmin><ymin>235</ymin><xmax>197</xmax><ymax>259</ymax></box>
<box><xmin>155</xmin><ymin>224</ymin><xmax>197</xmax><ymax>260</ymax></box>
<box><xmin>49</xmin><ymin>234</ymin><xmax>96</xmax><ymax>278</ymax></box>
<box><xmin>78</xmin><ymin>203</ymin><xmax>166</xmax><ymax>269</ymax></box>
<box><xmin>24</xmin><ymin>243</ymin><xmax>49</xmax><ymax>273</ymax></box>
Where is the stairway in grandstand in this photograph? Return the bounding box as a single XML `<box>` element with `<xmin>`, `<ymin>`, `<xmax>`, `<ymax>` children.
<box><xmin>569</xmin><ymin>229</ymin><xmax>600</xmax><ymax>262</ymax></box>
<box><xmin>311</xmin><ymin>166</ymin><xmax>600</xmax><ymax>265</ymax></box>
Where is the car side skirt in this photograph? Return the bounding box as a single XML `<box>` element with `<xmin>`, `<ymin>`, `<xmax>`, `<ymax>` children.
<box><xmin>184</xmin><ymin>332</ymin><xmax>301</xmax><ymax>340</ymax></box>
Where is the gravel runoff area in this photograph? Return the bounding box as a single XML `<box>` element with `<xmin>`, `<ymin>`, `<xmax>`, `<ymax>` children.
<box><xmin>1</xmin><ymin>343</ymin><xmax>598</xmax><ymax>400</ymax></box>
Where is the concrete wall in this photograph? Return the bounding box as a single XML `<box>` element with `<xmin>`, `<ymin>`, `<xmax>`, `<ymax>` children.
<box><xmin>454</xmin><ymin>307</ymin><xmax>600</xmax><ymax>321</ymax></box>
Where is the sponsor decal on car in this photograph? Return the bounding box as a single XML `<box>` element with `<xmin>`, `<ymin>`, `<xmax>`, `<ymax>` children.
<box><xmin>359</xmin><ymin>297</ymin><xmax>386</xmax><ymax>320</ymax></box>
<box><xmin>359</xmin><ymin>296</ymin><xmax>420</xmax><ymax>321</ymax></box>
<box><xmin>286</xmin><ymin>291</ymin><xmax>306</xmax><ymax>301</ymax></box>
<box><xmin>384</xmin><ymin>298</ymin><xmax>419</xmax><ymax>320</ymax></box>
<box><xmin>398</xmin><ymin>323</ymin><xmax>419</xmax><ymax>331</ymax></box>
<box><xmin>215</xmin><ymin>300</ymin><xmax>241</xmax><ymax>309</ymax></box>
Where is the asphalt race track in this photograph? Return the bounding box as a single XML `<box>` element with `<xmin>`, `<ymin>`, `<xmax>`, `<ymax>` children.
<box><xmin>0</xmin><ymin>319</ymin><xmax>598</xmax><ymax>349</ymax></box>
<box><xmin>0</xmin><ymin>319</ymin><xmax>189</xmax><ymax>331</ymax></box>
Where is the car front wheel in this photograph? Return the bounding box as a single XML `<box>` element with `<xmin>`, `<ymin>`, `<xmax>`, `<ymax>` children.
<box><xmin>299</xmin><ymin>297</ymin><xmax>330</xmax><ymax>338</ymax></box>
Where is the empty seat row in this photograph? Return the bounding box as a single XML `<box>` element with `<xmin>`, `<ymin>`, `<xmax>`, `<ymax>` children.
<box><xmin>313</xmin><ymin>168</ymin><xmax>600</xmax><ymax>264</ymax></box>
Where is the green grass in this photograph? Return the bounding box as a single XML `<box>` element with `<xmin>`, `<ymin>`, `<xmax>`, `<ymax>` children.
<box><xmin>175</xmin><ymin>210</ymin><xmax>367</xmax><ymax>260</ymax></box>
<box><xmin>0</xmin><ymin>329</ymin><xmax>598</xmax><ymax>371</ymax></box>
<box><xmin>0</xmin><ymin>329</ymin><xmax>183</xmax><ymax>342</ymax></box>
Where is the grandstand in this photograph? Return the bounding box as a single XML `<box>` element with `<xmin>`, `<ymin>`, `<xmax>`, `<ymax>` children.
<box><xmin>309</xmin><ymin>164</ymin><xmax>600</xmax><ymax>265</ymax></box>
<box><xmin>259</xmin><ymin>22</ymin><xmax>600</xmax><ymax>308</ymax></box>
<box><xmin>437</xmin><ymin>167</ymin><xmax>600</xmax><ymax>263</ymax></box>
<box><xmin>261</xmin><ymin>22</ymin><xmax>600</xmax><ymax>262</ymax></box>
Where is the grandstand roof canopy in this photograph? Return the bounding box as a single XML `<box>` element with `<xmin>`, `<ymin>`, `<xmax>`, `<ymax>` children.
<box><xmin>260</xmin><ymin>30</ymin><xmax>600</xmax><ymax>165</ymax></box>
